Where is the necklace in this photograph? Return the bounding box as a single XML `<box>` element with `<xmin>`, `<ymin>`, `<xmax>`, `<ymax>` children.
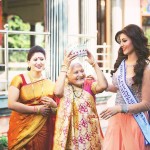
<box><xmin>28</xmin><ymin>72</ymin><xmax>43</xmax><ymax>82</ymax></box>
<box><xmin>28</xmin><ymin>72</ymin><xmax>44</xmax><ymax>99</ymax></box>
<box><xmin>71</xmin><ymin>84</ymin><xmax>83</xmax><ymax>98</ymax></box>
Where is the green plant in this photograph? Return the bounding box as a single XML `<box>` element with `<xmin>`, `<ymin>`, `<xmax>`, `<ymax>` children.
<box><xmin>0</xmin><ymin>136</ymin><xmax>8</xmax><ymax>150</ymax></box>
<box><xmin>9</xmin><ymin>50</ymin><xmax>27</xmax><ymax>62</ymax></box>
<box><xmin>7</xmin><ymin>15</ymin><xmax>30</xmax><ymax>62</ymax></box>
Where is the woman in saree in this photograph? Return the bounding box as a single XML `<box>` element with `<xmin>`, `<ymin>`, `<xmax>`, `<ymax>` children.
<box><xmin>100</xmin><ymin>24</ymin><xmax>150</xmax><ymax>150</ymax></box>
<box><xmin>53</xmin><ymin>50</ymin><xmax>108</xmax><ymax>149</ymax></box>
<box><xmin>8</xmin><ymin>45</ymin><xmax>57</xmax><ymax>150</ymax></box>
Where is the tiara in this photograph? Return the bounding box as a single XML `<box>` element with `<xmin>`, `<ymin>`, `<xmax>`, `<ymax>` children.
<box><xmin>67</xmin><ymin>43</ymin><xmax>88</xmax><ymax>57</ymax></box>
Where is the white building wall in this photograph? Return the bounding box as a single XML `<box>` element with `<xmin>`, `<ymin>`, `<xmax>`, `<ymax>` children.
<box><xmin>68</xmin><ymin>0</ymin><xmax>80</xmax><ymax>45</ymax></box>
<box><xmin>67</xmin><ymin>0</ymin><xmax>97</xmax><ymax>48</ymax></box>
<box><xmin>123</xmin><ymin>0</ymin><xmax>141</xmax><ymax>26</ymax></box>
<box><xmin>111</xmin><ymin>0</ymin><xmax>141</xmax><ymax>68</ymax></box>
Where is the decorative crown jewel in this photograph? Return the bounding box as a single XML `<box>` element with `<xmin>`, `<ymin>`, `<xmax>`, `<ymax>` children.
<box><xmin>67</xmin><ymin>42</ymin><xmax>88</xmax><ymax>57</ymax></box>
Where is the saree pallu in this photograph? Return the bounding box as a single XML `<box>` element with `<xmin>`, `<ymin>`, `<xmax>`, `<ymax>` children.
<box><xmin>103</xmin><ymin>113</ymin><xmax>150</xmax><ymax>150</ymax></box>
<box><xmin>53</xmin><ymin>80</ymin><xmax>103</xmax><ymax>150</ymax></box>
<box><xmin>8</xmin><ymin>75</ymin><xmax>55</xmax><ymax>150</ymax></box>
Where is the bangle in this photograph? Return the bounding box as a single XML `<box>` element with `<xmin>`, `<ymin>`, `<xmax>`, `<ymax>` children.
<box><xmin>33</xmin><ymin>106</ymin><xmax>36</xmax><ymax>114</ymax></box>
<box><xmin>61</xmin><ymin>64</ymin><xmax>69</xmax><ymax>69</ymax></box>
<box><xmin>51</xmin><ymin>107</ymin><xmax>57</xmax><ymax>114</ymax></box>
<box><xmin>61</xmin><ymin>68</ymin><xmax>68</xmax><ymax>72</ymax></box>
<box><xmin>91</xmin><ymin>61</ymin><xmax>96</xmax><ymax>67</ymax></box>
<box><xmin>33</xmin><ymin>106</ymin><xmax>38</xmax><ymax>114</ymax></box>
<box><xmin>37</xmin><ymin>106</ymin><xmax>41</xmax><ymax>115</ymax></box>
<box><xmin>121</xmin><ymin>104</ymin><xmax>128</xmax><ymax>113</ymax></box>
<box><xmin>61</xmin><ymin>65</ymin><xmax>68</xmax><ymax>72</ymax></box>
<box><xmin>61</xmin><ymin>70</ymin><xmax>67</xmax><ymax>73</ymax></box>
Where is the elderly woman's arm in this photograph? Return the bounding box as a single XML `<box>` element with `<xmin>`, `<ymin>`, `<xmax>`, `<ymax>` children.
<box><xmin>54</xmin><ymin>71</ymin><xmax>67</xmax><ymax>98</ymax></box>
<box><xmin>92</xmin><ymin>63</ymin><xmax>108</xmax><ymax>93</ymax></box>
<box><xmin>54</xmin><ymin>52</ymin><xmax>77</xmax><ymax>98</ymax></box>
<box><xmin>86</xmin><ymin>50</ymin><xmax>108</xmax><ymax>93</ymax></box>
<box><xmin>105</xmin><ymin>83</ymin><xmax>118</xmax><ymax>93</ymax></box>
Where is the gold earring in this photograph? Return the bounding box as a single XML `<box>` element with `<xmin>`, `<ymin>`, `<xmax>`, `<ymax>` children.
<box><xmin>27</xmin><ymin>66</ymin><xmax>31</xmax><ymax>71</ymax></box>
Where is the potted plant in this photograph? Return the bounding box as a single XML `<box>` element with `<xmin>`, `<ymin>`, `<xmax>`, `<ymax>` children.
<box><xmin>0</xmin><ymin>136</ymin><xmax>8</xmax><ymax>150</ymax></box>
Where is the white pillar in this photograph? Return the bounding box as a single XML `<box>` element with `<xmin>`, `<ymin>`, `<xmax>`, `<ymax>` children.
<box><xmin>84</xmin><ymin>0</ymin><xmax>97</xmax><ymax>56</ymax></box>
<box><xmin>68</xmin><ymin>0</ymin><xmax>79</xmax><ymax>45</ymax></box>
<box><xmin>111</xmin><ymin>0</ymin><xmax>123</xmax><ymax>67</ymax></box>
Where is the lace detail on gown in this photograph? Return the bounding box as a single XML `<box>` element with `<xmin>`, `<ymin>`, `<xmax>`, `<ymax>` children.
<box><xmin>112</xmin><ymin>71</ymin><xmax>142</xmax><ymax>105</ymax></box>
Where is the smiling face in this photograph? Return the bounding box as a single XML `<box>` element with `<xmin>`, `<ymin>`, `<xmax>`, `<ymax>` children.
<box><xmin>67</xmin><ymin>63</ymin><xmax>86</xmax><ymax>88</ymax></box>
<box><xmin>119</xmin><ymin>33</ymin><xmax>135</xmax><ymax>55</ymax></box>
<box><xmin>28</xmin><ymin>52</ymin><xmax>46</xmax><ymax>72</ymax></box>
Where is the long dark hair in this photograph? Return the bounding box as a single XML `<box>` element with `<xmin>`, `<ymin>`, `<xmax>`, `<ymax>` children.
<box><xmin>111</xmin><ymin>24</ymin><xmax>150</xmax><ymax>85</ymax></box>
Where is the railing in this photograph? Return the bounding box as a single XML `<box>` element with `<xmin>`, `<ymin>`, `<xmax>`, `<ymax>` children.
<box><xmin>0</xmin><ymin>25</ymin><xmax>50</xmax><ymax>95</ymax></box>
<box><xmin>96</xmin><ymin>42</ymin><xmax>111</xmax><ymax>73</ymax></box>
<box><xmin>0</xmin><ymin>26</ymin><xmax>112</xmax><ymax>95</ymax></box>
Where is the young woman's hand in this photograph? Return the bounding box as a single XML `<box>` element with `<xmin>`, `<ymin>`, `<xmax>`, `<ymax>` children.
<box><xmin>40</xmin><ymin>96</ymin><xmax>57</xmax><ymax>108</ymax></box>
<box><xmin>36</xmin><ymin>105</ymin><xmax>51</xmax><ymax>116</ymax></box>
<box><xmin>99</xmin><ymin>106</ymin><xmax>121</xmax><ymax>120</ymax></box>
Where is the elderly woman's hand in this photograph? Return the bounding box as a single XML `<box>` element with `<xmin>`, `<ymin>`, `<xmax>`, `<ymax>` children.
<box><xmin>86</xmin><ymin>50</ymin><xmax>96</xmax><ymax>66</ymax></box>
<box><xmin>63</xmin><ymin>51</ymin><xmax>77</xmax><ymax>67</ymax></box>
<box><xmin>99</xmin><ymin>106</ymin><xmax>121</xmax><ymax>120</ymax></box>
<box><xmin>40</xmin><ymin>96</ymin><xmax>57</xmax><ymax>108</ymax></box>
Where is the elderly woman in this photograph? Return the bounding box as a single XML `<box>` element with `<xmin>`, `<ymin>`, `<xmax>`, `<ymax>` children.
<box><xmin>53</xmin><ymin>50</ymin><xmax>108</xmax><ymax>150</ymax></box>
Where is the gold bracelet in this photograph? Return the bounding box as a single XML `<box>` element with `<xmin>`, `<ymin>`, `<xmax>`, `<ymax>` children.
<box><xmin>91</xmin><ymin>62</ymin><xmax>96</xmax><ymax>67</ymax></box>
<box><xmin>61</xmin><ymin>64</ymin><xmax>68</xmax><ymax>69</ymax></box>
<box><xmin>51</xmin><ymin>107</ymin><xmax>57</xmax><ymax>114</ymax></box>
<box><xmin>37</xmin><ymin>106</ymin><xmax>41</xmax><ymax>115</ymax></box>
<box><xmin>61</xmin><ymin>70</ymin><xmax>67</xmax><ymax>73</ymax></box>
<box><xmin>61</xmin><ymin>66</ymin><xmax>68</xmax><ymax>72</ymax></box>
<box><xmin>33</xmin><ymin>106</ymin><xmax>36</xmax><ymax>114</ymax></box>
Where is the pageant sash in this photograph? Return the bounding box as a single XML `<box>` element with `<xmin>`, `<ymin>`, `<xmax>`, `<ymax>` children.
<box><xmin>117</xmin><ymin>60</ymin><xmax>150</xmax><ymax>145</ymax></box>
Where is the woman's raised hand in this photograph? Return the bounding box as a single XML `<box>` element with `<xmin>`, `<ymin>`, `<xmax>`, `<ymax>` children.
<box><xmin>85</xmin><ymin>50</ymin><xmax>96</xmax><ymax>66</ymax></box>
<box><xmin>63</xmin><ymin>50</ymin><xmax>78</xmax><ymax>67</ymax></box>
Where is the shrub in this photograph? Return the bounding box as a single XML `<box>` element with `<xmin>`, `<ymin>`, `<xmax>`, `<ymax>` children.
<box><xmin>0</xmin><ymin>136</ymin><xmax>8</xmax><ymax>150</ymax></box>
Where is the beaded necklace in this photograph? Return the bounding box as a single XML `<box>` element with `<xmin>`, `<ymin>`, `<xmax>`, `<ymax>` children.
<box><xmin>71</xmin><ymin>84</ymin><xmax>83</xmax><ymax>98</ymax></box>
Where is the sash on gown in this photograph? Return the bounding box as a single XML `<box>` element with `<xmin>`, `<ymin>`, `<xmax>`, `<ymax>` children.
<box><xmin>117</xmin><ymin>60</ymin><xmax>150</xmax><ymax>145</ymax></box>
